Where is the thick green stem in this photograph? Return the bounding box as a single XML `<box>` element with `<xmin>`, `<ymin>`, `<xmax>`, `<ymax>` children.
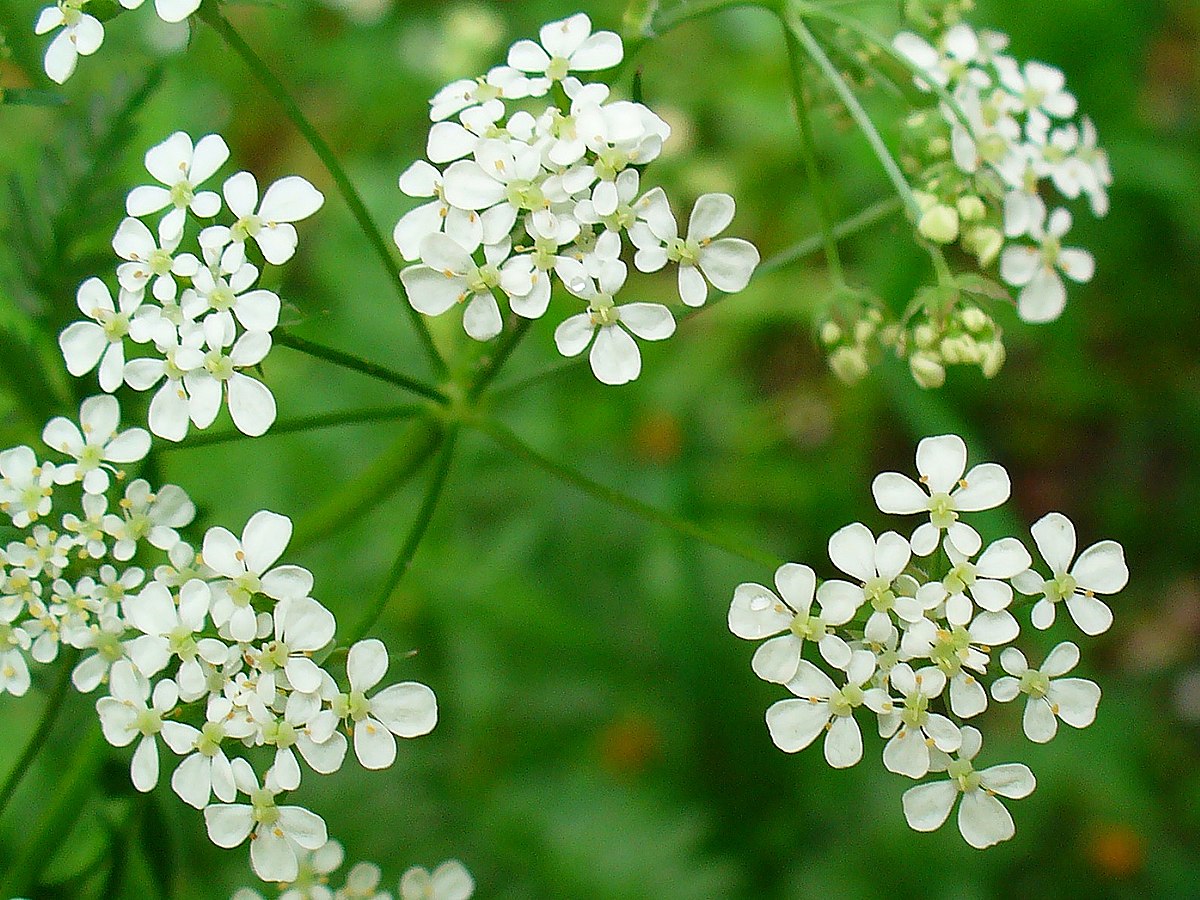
<box><xmin>197</xmin><ymin>4</ymin><xmax>447</xmax><ymax>379</ymax></box>
<box><xmin>166</xmin><ymin>403</ymin><xmax>427</xmax><ymax>449</ymax></box>
<box><xmin>274</xmin><ymin>331</ymin><xmax>449</xmax><ymax>404</ymax></box>
<box><xmin>783</xmin><ymin>8</ymin><xmax>921</xmax><ymax>222</ymax></box>
<box><xmin>345</xmin><ymin>427</ymin><xmax>459</xmax><ymax>642</ymax></box>
<box><xmin>477</xmin><ymin>417</ymin><xmax>785</xmax><ymax>569</ymax></box>
<box><xmin>783</xmin><ymin>25</ymin><xmax>845</xmax><ymax>285</ymax></box>
<box><xmin>0</xmin><ymin>648</ymin><xmax>78</xmax><ymax>818</ymax></box>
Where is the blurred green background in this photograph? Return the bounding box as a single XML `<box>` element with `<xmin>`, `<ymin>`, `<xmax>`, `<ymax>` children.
<box><xmin>1</xmin><ymin>0</ymin><xmax>1198</xmax><ymax>896</ymax></box>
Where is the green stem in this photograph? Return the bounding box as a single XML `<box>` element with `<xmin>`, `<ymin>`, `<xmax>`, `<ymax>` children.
<box><xmin>0</xmin><ymin>648</ymin><xmax>78</xmax><ymax>818</ymax></box>
<box><xmin>757</xmin><ymin>195</ymin><xmax>902</xmax><ymax>276</ymax></box>
<box><xmin>782</xmin><ymin>22</ymin><xmax>846</xmax><ymax>286</ymax></box>
<box><xmin>477</xmin><ymin>417</ymin><xmax>784</xmax><ymax>569</ymax></box>
<box><xmin>345</xmin><ymin>427</ymin><xmax>459</xmax><ymax>643</ymax></box>
<box><xmin>274</xmin><ymin>331</ymin><xmax>449</xmax><ymax>404</ymax></box>
<box><xmin>197</xmin><ymin>4</ymin><xmax>447</xmax><ymax>379</ymax></box>
<box><xmin>165</xmin><ymin>403</ymin><xmax>427</xmax><ymax>449</ymax></box>
<box><xmin>0</xmin><ymin>728</ymin><xmax>105</xmax><ymax>897</ymax></box>
<box><xmin>468</xmin><ymin>318</ymin><xmax>532</xmax><ymax>401</ymax></box>
<box><xmin>783</xmin><ymin>8</ymin><xmax>921</xmax><ymax>222</ymax></box>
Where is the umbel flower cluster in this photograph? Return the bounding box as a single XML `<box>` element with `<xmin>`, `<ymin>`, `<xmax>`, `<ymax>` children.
<box><xmin>58</xmin><ymin>130</ymin><xmax>324</xmax><ymax>441</ymax></box>
<box><xmin>728</xmin><ymin>434</ymin><xmax>1127</xmax><ymax>847</ymax></box>
<box><xmin>819</xmin><ymin>15</ymin><xmax>1111</xmax><ymax>390</ymax></box>
<box><xmin>396</xmin><ymin>13</ymin><xmax>761</xmax><ymax>385</ymax></box>
<box><xmin>231</xmin><ymin>842</ymin><xmax>474</xmax><ymax>900</ymax></box>
<box><xmin>35</xmin><ymin>0</ymin><xmax>200</xmax><ymax>84</ymax></box>
<box><xmin>0</xmin><ymin>394</ymin><xmax>439</xmax><ymax>881</ymax></box>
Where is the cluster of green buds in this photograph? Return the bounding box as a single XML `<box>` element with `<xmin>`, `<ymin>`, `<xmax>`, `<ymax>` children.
<box><xmin>897</xmin><ymin>277</ymin><xmax>1006</xmax><ymax>388</ymax></box>
<box><xmin>816</xmin><ymin>288</ymin><xmax>896</xmax><ymax>385</ymax></box>
<box><xmin>901</xmin><ymin>0</ymin><xmax>976</xmax><ymax>32</ymax></box>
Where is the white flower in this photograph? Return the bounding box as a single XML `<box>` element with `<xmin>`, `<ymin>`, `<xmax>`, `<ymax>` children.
<box><xmin>183</xmin><ymin>319</ymin><xmax>277</xmax><ymax>438</ymax></box>
<box><xmin>153</xmin><ymin>0</ymin><xmax>203</xmax><ymax>25</ymax></box>
<box><xmin>876</xmin><ymin>663</ymin><xmax>962</xmax><ymax>778</ymax></box>
<box><xmin>183</xmin><ymin>258</ymin><xmax>281</xmax><ymax>336</ymax></box>
<box><xmin>399</xmin><ymin>860</ymin><xmax>475</xmax><ymax>900</ymax></box>
<box><xmin>552</xmin><ymin>258</ymin><xmax>675</xmax><ymax>385</ymax></box>
<box><xmin>937</xmin><ymin>536</ymin><xmax>1031</xmax><ymax>626</ymax></box>
<box><xmin>222</xmin><ymin>172</ymin><xmax>325</xmax><ymax>265</ymax></box>
<box><xmin>1013</xmin><ymin>512</ymin><xmax>1126</xmax><ymax>635</ymax></box>
<box><xmin>123</xmin><ymin>323</ymin><xmax>207</xmax><ymax>442</ymax></box>
<box><xmin>113</xmin><ymin>216</ymin><xmax>199</xmax><ymax>301</ymax></box>
<box><xmin>507</xmin><ymin>13</ymin><xmax>622</xmax><ymax>83</ymax></box>
<box><xmin>253</xmin><ymin>596</ymin><xmax>337</xmax><ymax>697</ymax></box>
<box><xmin>429</xmin><ymin>65</ymin><xmax>547</xmax><ymax>122</ymax></box>
<box><xmin>335</xmin><ymin>638</ymin><xmax>438</xmax><ymax>770</ymax></box>
<box><xmin>60</xmin><ymin>493</ymin><xmax>109</xmax><ymax>559</ymax></box>
<box><xmin>441</xmin><ymin>139</ymin><xmax>546</xmax><ymax>238</ymax></box>
<box><xmin>59</xmin><ymin>278</ymin><xmax>146</xmax><ymax>392</ymax></box>
<box><xmin>339</xmin><ymin>860</ymin><xmax>388</xmax><ymax>899</ymax></box>
<box><xmin>998</xmin><ymin>60</ymin><xmax>1078</xmax><ymax>134</ymax></box>
<box><xmin>96</xmin><ymin>659</ymin><xmax>182</xmax><ymax>791</ymax></box>
<box><xmin>901</xmin><ymin>726</ymin><xmax>1035</xmax><ymax>848</ymax></box>
<box><xmin>204</xmin><ymin>761</ymin><xmax>328</xmax><ymax>883</ymax></box>
<box><xmin>102</xmin><ymin>478</ymin><xmax>196</xmax><ymax>561</ymax></box>
<box><xmin>0</xmin><ymin>446</ymin><xmax>55</xmax><ymax>528</ymax></box>
<box><xmin>728</xmin><ymin>562</ymin><xmax>854</xmax><ymax>683</ymax></box>
<box><xmin>126</xmin><ymin>132</ymin><xmax>230</xmax><ymax>239</ymax></box>
<box><xmin>203</xmin><ymin>511</ymin><xmax>313</xmax><ymax>643</ymax></box>
<box><xmin>160</xmin><ymin>694</ymin><xmax>252</xmax><ymax>804</ymax></box>
<box><xmin>1000</xmin><ymin>207</ymin><xmax>1095</xmax><ymax>323</ymax></box>
<box><xmin>871</xmin><ymin>434</ymin><xmax>1011</xmax><ymax>556</ymax></box>
<box><xmin>992</xmin><ymin>642</ymin><xmax>1100</xmax><ymax>742</ymax></box>
<box><xmin>35</xmin><ymin>1</ymin><xmax>103</xmax><ymax>84</ymax></box>
<box><xmin>42</xmin><ymin>395</ymin><xmax>150</xmax><ymax>495</ymax></box>
<box><xmin>401</xmin><ymin>233</ymin><xmax>511</xmax><ymax>341</ymax></box>
<box><xmin>630</xmin><ymin>193</ymin><xmax>759</xmax><ymax>307</ymax></box>
<box><xmin>0</xmin><ymin>622</ymin><xmax>32</xmax><ymax>696</ymax></box>
<box><xmin>124</xmin><ymin>579</ymin><xmax>225</xmax><ymax>692</ymax></box>
<box><xmin>393</xmin><ymin>160</ymin><xmax>484</xmax><ymax>261</ymax></box>
<box><xmin>817</xmin><ymin>523</ymin><xmax>926</xmax><ymax>644</ymax></box>
<box><xmin>765</xmin><ymin>649</ymin><xmax>887</xmax><ymax>768</ymax></box>
<box><xmin>277</xmin><ymin>840</ymin><xmax>347</xmax><ymax>900</ymax></box>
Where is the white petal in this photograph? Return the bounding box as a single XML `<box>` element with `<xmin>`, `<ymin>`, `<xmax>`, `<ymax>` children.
<box><xmin>950</xmin><ymin>674</ymin><xmax>988</xmax><ymax>718</ymax></box>
<box><xmin>370</xmin><ymin>682</ymin><xmax>438</xmax><ymax>737</ymax></box>
<box><xmin>698</xmin><ymin>238</ymin><xmax>758</xmax><ymax>293</ymax></box>
<box><xmin>354</xmin><ymin>717</ymin><xmax>397</xmax><ymax>769</ymax></box>
<box><xmin>347</xmin><ymin>639</ymin><xmax>388</xmax><ymax>693</ymax></box>
<box><xmin>765</xmin><ymin>698</ymin><xmax>829</xmax><ymax>753</ymax></box>
<box><xmin>1041</xmin><ymin>642</ymin><xmax>1080</xmax><ymax>677</ymax></box>
<box><xmin>568</xmin><ymin>31</ymin><xmax>623</xmax><ymax>71</ymax></box>
<box><xmin>1047</xmin><ymin>678</ymin><xmax>1100</xmax><ymax>728</ymax></box>
<box><xmin>1065</xmin><ymin>592</ymin><xmax>1113</xmax><ymax>636</ymax></box>
<box><xmin>204</xmin><ymin>804</ymin><xmax>254</xmax><ymax>848</ymax></box>
<box><xmin>462</xmin><ymin>292</ymin><xmax>503</xmax><ymax>341</ymax></box>
<box><xmin>1071</xmin><ymin>541</ymin><xmax>1128</xmax><ymax>594</ymax></box>
<box><xmin>1018</xmin><ymin>267</ymin><xmax>1067</xmax><ymax>323</ymax></box>
<box><xmin>902</xmin><ymin>781</ymin><xmax>957</xmax><ymax>832</ymax></box>
<box><xmin>241</xmin><ymin>510</ymin><xmax>292</xmax><ymax>574</ymax></box>
<box><xmin>954</xmin><ymin>463</ymin><xmax>1011</xmax><ymax>511</ymax></box>
<box><xmin>916</xmin><ymin>434</ymin><xmax>967</xmax><ymax>493</ymax></box>
<box><xmin>442</xmin><ymin>160</ymin><xmax>506</xmax><ymax>211</ymax></box>
<box><xmin>589</xmin><ymin>325</ymin><xmax>640</xmax><ymax>385</ymax></box>
<box><xmin>828</xmin><ymin>522</ymin><xmax>878</xmax><ymax>583</ymax></box>
<box><xmin>617</xmin><ymin>303</ymin><xmax>675</xmax><ymax>341</ymax></box>
<box><xmin>884</xmin><ymin>728</ymin><xmax>930</xmax><ymax>778</ymax></box>
<box><xmin>728</xmin><ymin>583</ymin><xmax>792</xmax><ymax>639</ymax></box>
<box><xmin>824</xmin><ymin>716</ymin><xmax>863</xmax><ymax>768</ymax></box>
<box><xmin>872</xmin><ymin>473</ymin><xmax>928</xmax><ymax>515</ymax></box>
<box><xmin>1023</xmin><ymin>697</ymin><xmax>1058</xmax><ymax>742</ymax></box>
<box><xmin>553</xmin><ymin>313</ymin><xmax>594</xmax><ymax>357</ymax></box>
<box><xmin>402</xmin><ymin>266</ymin><xmax>467</xmax><ymax>316</ymax></box>
<box><xmin>677</xmin><ymin>265</ymin><xmax>708</xmax><ymax>307</ymax></box>
<box><xmin>750</xmin><ymin>634</ymin><xmax>802</xmax><ymax>684</ymax></box>
<box><xmin>958</xmin><ymin>790</ymin><xmax>1014</xmax><ymax>848</ymax></box>
<box><xmin>250</xmin><ymin>826</ymin><xmax>298</xmax><ymax>882</ymax></box>
<box><xmin>258</xmin><ymin>176</ymin><xmax>324</xmax><ymax>223</ymax></box>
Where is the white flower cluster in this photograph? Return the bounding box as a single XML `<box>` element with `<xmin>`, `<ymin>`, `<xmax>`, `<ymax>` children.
<box><xmin>1</xmin><ymin>395</ymin><xmax>438</xmax><ymax>882</ymax></box>
<box><xmin>232</xmin><ymin>845</ymin><xmax>474</xmax><ymax>900</ymax></box>
<box><xmin>895</xmin><ymin>23</ymin><xmax>1110</xmax><ymax>324</ymax></box>
<box><xmin>396</xmin><ymin>12</ymin><xmax>760</xmax><ymax>385</ymax></box>
<box><xmin>35</xmin><ymin>0</ymin><xmax>202</xmax><ymax>84</ymax></box>
<box><xmin>728</xmin><ymin>434</ymin><xmax>1127</xmax><ymax>847</ymax></box>
<box><xmin>57</xmin><ymin>130</ymin><xmax>324</xmax><ymax>441</ymax></box>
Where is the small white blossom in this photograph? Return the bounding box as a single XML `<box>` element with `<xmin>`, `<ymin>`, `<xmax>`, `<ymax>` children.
<box><xmin>1000</xmin><ymin>207</ymin><xmax>1095</xmax><ymax>323</ymax></box>
<box><xmin>113</xmin><ymin>216</ymin><xmax>199</xmax><ymax>301</ymax></box>
<box><xmin>1013</xmin><ymin>512</ymin><xmax>1127</xmax><ymax>635</ymax></box>
<box><xmin>35</xmin><ymin>0</ymin><xmax>103</xmax><ymax>84</ymax></box>
<box><xmin>872</xmin><ymin>434</ymin><xmax>1011</xmax><ymax>556</ymax></box>
<box><xmin>127</xmin><ymin>132</ymin><xmax>230</xmax><ymax>239</ymax></box>
<box><xmin>0</xmin><ymin>447</ymin><xmax>55</xmax><ymax>528</ymax></box>
<box><xmin>221</xmin><ymin>172</ymin><xmax>325</xmax><ymax>265</ymax></box>
<box><xmin>876</xmin><ymin>663</ymin><xmax>962</xmax><ymax>778</ymax></box>
<box><xmin>506</xmin><ymin>13</ymin><xmax>622</xmax><ymax>83</ymax></box>
<box><xmin>59</xmin><ymin>278</ymin><xmax>146</xmax><ymax>392</ymax></box>
<box><xmin>901</xmin><ymin>727</ymin><xmax>1035</xmax><ymax>848</ymax></box>
<box><xmin>42</xmin><ymin>395</ymin><xmax>150</xmax><ymax>495</ymax></box>
<box><xmin>399</xmin><ymin>860</ymin><xmax>475</xmax><ymax>900</ymax></box>
<box><xmin>992</xmin><ymin>642</ymin><xmax>1100</xmax><ymax>742</ymax></box>
<box><xmin>96</xmin><ymin>659</ymin><xmax>184</xmax><ymax>791</ymax></box>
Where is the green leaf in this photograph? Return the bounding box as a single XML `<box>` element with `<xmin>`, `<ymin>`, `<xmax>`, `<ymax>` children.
<box><xmin>0</xmin><ymin>88</ymin><xmax>68</xmax><ymax>107</ymax></box>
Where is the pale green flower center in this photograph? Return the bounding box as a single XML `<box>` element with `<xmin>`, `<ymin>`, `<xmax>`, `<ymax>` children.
<box><xmin>209</xmin><ymin>284</ymin><xmax>236</xmax><ymax>312</ymax></box>
<box><xmin>259</xmin><ymin>639</ymin><xmax>290</xmax><ymax>672</ymax></box>
<box><xmin>230</xmin><ymin>571</ymin><xmax>261</xmax><ymax>607</ymax></box>
<box><xmin>546</xmin><ymin>56</ymin><xmax>570</xmax><ymax>81</ymax></box>
<box><xmin>231</xmin><ymin>214</ymin><xmax>263</xmax><ymax>241</ymax></box>
<box><xmin>864</xmin><ymin>576</ymin><xmax>896</xmax><ymax>612</ymax></box>
<box><xmin>900</xmin><ymin>690</ymin><xmax>929</xmax><ymax>728</ymax></box>
<box><xmin>595</xmin><ymin>148</ymin><xmax>630</xmax><ymax>182</ymax></box>
<box><xmin>943</xmin><ymin>561</ymin><xmax>977</xmax><ymax>596</ymax></box>
<box><xmin>466</xmin><ymin>263</ymin><xmax>501</xmax><ymax>295</ymax></box>
<box><xmin>170</xmin><ymin>181</ymin><xmax>195</xmax><ymax>209</ymax></box>
<box><xmin>335</xmin><ymin>689</ymin><xmax>373</xmax><ymax>723</ymax></box>
<box><xmin>473</xmin><ymin>79</ymin><xmax>502</xmax><ymax>103</ymax></box>
<box><xmin>204</xmin><ymin>351</ymin><xmax>235</xmax><ymax>382</ymax></box>
<box><xmin>148</xmin><ymin>248</ymin><xmax>174</xmax><ymax>277</ymax></box>
<box><xmin>828</xmin><ymin>683</ymin><xmax>865</xmax><ymax>718</ymax></box>
<box><xmin>99</xmin><ymin>310</ymin><xmax>131</xmax><ymax>342</ymax></box>
<box><xmin>947</xmin><ymin>758</ymin><xmax>981</xmax><ymax>793</ymax></box>
<box><xmin>263</xmin><ymin>718</ymin><xmax>298</xmax><ymax>749</ymax></box>
<box><xmin>666</xmin><ymin>237</ymin><xmax>702</xmax><ymax>267</ymax></box>
<box><xmin>929</xmin><ymin>625</ymin><xmax>972</xmax><ymax>676</ymax></box>
<box><xmin>96</xmin><ymin>630</ymin><xmax>124</xmax><ymax>662</ymax></box>
<box><xmin>1046</xmin><ymin>572</ymin><xmax>1077</xmax><ymax>603</ymax></box>
<box><xmin>197</xmin><ymin>720</ymin><xmax>226</xmax><ymax>756</ymax></box>
<box><xmin>251</xmin><ymin>789</ymin><xmax>280</xmax><ymax>826</ymax></box>
<box><xmin>602</xmin><ymin>204</ymin><xmax>636</xmax><ymax>233</ymax></box>
<box><xmin>505</xmin><ymin>179</ymin><xmax>548</xmax><ymax>212</ymax></box>
<box><xmin>135</xmin><ymin>707</ymin><xmax>163</xmax><ymax>737</ymax></box>
<box><xmin>587</xmin><ymin>297</ymin><xmax>620</xmax><ymax>328</ymax></box>
<box><xmin>1020</xmin><ymin>669</ymin><xmax>1051</xmax><ymax>699</ymax></box>
<box><xmin>927</xmin><ymin>492</ymin><xmax>958</xmax><ymax>529</ymax></box>
<box><xmin>78</xmin><ymin>443</ymin><xmax>104</xmax><ymax>470</ymax></box>
<box><xmin>789</xmin><ymin>611</ymin><xmax>828</xmax><ymax>642</ymax></box>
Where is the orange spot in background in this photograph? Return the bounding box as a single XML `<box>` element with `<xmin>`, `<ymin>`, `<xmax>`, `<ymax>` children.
<box><xmin>630</xmin><ymin>410</ymin><xmax>682</xmax><ymax>464</ymax></box>
<box><xmin>598</xmin><ymin>712</ymin><xmax>660</xmax><ymax>776</ymax></box>
<box><xmin>1087</xmin><ymin>823</ymin><xmax>1146</xmax><ymax>879</ymax></box>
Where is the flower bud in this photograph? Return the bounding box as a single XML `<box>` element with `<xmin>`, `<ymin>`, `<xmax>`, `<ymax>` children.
<box><xmin>829</xmin><ymin>346</ymin><xmax>870</xmax><ymax>384</ymax></box>
<box><xmin>961</xmin><ymin>307</ymin><xmax>989</xmax><ymax>333</ymax></box>
<box><xmin>910</xmin><ymin>351</ymin><xmax>946</xmax><ymax>389</ymax></box>
<box><xmin>913</xmin><ymin>323</ymin><xmax>938</xmax><ymax>349</ymax></box>
<box><xmin>980</xmin><ymin>339</ymin><xmax>1006</xmax><ymax>378</ymax></box>
<box><xmin>964</xmin><ymin>226</ymin><xmax>1004</xmax><ymax>267</ymax></box>
<box><xmin>957</xmin><ymin>195</ymin><xmax>987</xmax><ymax>222</ymax></box>
<box><xmin>820</xmin><ymin>321</ymin><xmax>842</xmax><ymax>346</ymax></box>
<box><xmin>918</xmin><ymin>205</ymin><xmax>960</xmax><ymax>244</ymax></box>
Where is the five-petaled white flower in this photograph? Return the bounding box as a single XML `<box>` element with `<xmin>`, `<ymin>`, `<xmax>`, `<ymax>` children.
<box><xmin>35</xmin><ymin>1</ymin><xmax>103</xmax><ymax>84</ymax></box>
<box><xmin>872</xmin><ymin>434</ymin><xmax>1011</xmax><ymax>556</ymax></box>
<box><xmin>126</xmin><ymin>132</ymin><xmax>230</xmax><ymax>240</ymax></box>
<box><xmin>0</xmin><ymin>446</ymin><xmax>55</xmax><ymax>528</ymax></box>
<box><xmin>335</xmin><ymin>638</ymin><xmax>438</xmax><ymax>770</ymax></box>
<box><xmin>1013</xmin><ymin>511</ymin><xmax>1126</xmax><ymax>635</ymax></box>
<box><xmin>1000</xmin><ymin>207</ymin><xmax>1095</xmax><ymax>324</ymax></box>
<box><xmin>901</xmin><ymin>726</ymin><xmax>1035</xmax><ymax>848</ymax></box>
<box><xmin>506</xmin><ymin>13</ymin><xmax>623</xmax><ymax>83</ymax></box>
<box><xmin>220</xmin><ymin>172</ymin><xmax>325</xmax><ymax>265</ymax></box>
<box><xmin>59</xmin><ymin>278</ymin><xmax>148</xmax><ymax>393</ymax></box>
<box><xmin>113</xmin><ymin>216</ymin><xmax>199</xmax><ymax>301</ymax></box>
<box><xmin>42</xmin><ymin>395</ymin><xmax>150</xmax><ymax>495</ymax></box>
<box><xmin>401</xmin><ymin>233</ymin><xmax>512</xmax><ymax>341</ymax></box>
<box><xmin>992</xmin><ymin>642</ymin><xmax>1100</xmax><ymax>743</ymax></box>
<box><xmin>630</xmin><ymin>192</ymin><xmax>760</xmax><ymax>307</ymax></box>
<box><xmin>765</xmin><ymin>649</ymin><xmax>887</xmax><ymax>768</ymax></box>
<box><xmin>729</xmin><ymin>562</ymin><xmax>854</xmax><ymax>683</ymax></box>
<box><xmin>876</xmin><ymin>663</ymin><xmax>962</xmax><ymax>778</ymax></box>
<box><xmin>96</xmin><ymin>659</ymin><xmax>185</xmax><ymax>791</ymax></box>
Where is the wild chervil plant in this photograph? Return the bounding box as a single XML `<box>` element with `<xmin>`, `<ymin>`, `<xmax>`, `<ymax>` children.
<box><xmin>2</xmin><ymin>0</ymin><xmax>1124</xmax><ymax>895</ymax></box>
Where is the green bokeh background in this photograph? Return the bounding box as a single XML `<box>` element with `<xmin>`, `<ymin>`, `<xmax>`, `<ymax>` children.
<box><xmin>1</xmin><ymin>0</ymin><xmax>1198</xmax><ymax>896</ymax></box>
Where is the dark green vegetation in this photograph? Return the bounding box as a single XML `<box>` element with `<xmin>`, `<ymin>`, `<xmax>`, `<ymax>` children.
<box><xmin>1</xmin><ymin>0</ymin><xmax>1197</xmax><ymax>896</ymax></box>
